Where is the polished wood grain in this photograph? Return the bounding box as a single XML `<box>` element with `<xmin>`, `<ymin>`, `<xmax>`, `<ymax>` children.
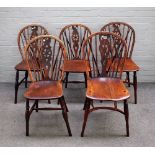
<box><xmin>81</xmin><ymin>32</ymin><xmax>130</xmax><ymax>137</ymax></box>
<box><xmin>123</xmin><ymin>58</ymin><xmax>140</xmax><ymax>72</ymax></box>
<box><xmin>24</xmin><ymin>35</ymin><xmax>72</xmax><ymax>137</ymax></box>
<box><xmin>15</xmin><ymin>24</ymin><xmax>49</xmax><ymax>104</ymax></box>
<box><xmin>101</xmin><ymin>22</ymin><xmax>140</xmax><ymax>104</ymax></box>
<box><xmin>59</xmin><ymin>24</ymin><xmax>91</xmax><ymax>88</ymax></box>
<box><xmin>62</xmin><ymin>60</ymin><xmax>90</xmax><ymax>73</ymax></box>
<box><xmin>24</xmin><ymin>81</ymin><xmax>63</xmax><ymax>100</ymax></box>
<box><xmin>86</xmin><ymin>78</ymin><xmax>130</xmax><ymax>101</ymax></box>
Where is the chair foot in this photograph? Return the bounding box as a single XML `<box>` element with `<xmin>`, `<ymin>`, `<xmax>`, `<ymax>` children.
<box><xmin>60</xmin><ymin>97</ymin><xmax>72</xmax><ymax>136</ymax></box>
<box><xmin>25</xmin><ymin>99</ymin><xmax>30</xmax><ymax>136</ymax></box>
<box><xmin>124</xmin><ymin>99</ymin><xmax>129</xmax><ymax>137</ymax></box>
<box><xmin>81</xmin><ymin>98</ymin><xmax>90</xmax><ymax>137</ymax></box>
<box><xmin>14</xmin><ymin>70</ymin><xmax>19</xmax><ymax>104</ymax></box>
<box><xmin>133</xmin><ymin>71</ymin><xmax>137</xmax><ymax>104</ymax></box>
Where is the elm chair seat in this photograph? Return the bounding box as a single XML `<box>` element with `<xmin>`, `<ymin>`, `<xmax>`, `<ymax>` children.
<box><xmin>86</xmin><ymin>78</ymin><xmax>130</xmax><ymax>101</ymax></box>
<box><xmin>15</xmin><ymin>60</ymin><xmax>28</xmax><ymax>71</ymax></box>
<box><xmin>62</xmin><ymin>60</ymin><xmax>90</xmax><ymax>73</ymax></box>
<box><xmin>24</xmin><ymin>81</ymin><xmax>63</xmax><ymax>100</ymax></box>
<box><xmin>123</xmin><ymin>58</ymin><xmax>140</xmax><ymax>72</ymax></box>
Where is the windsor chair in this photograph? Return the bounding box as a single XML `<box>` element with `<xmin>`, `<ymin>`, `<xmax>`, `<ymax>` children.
<box><xmin>15</xmin><ymin>24</ymin><xmax>49</xmax><ymax>104</ymax></box>
<box><xmin>101</xmin><ymin>22</ymin><xmax>140</xmax><ymax>104</ymax></box>
<box><xmin>59</xmin><ymin>24</ymin><xmax>91</xmax><ymax>88</ymax></box>
<box><xmin>81</xmin><ymin>32</ymin><xmax>130</xmax><ymax>137</ymax></box>
<box><xmin>24</xmin><ymin>35</ymin><xmax>72</xmax><ymax>136</ymax></box>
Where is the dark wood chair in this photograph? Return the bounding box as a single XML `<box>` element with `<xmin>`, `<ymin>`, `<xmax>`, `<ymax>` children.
<box><xmin>24</xmin><ymin>35</ymin><xmax>72</xmax><ymax>136</ymax></box>
<box><xmin>101</xmin><ymin>22</ymin><xmax>140</xmax><ymax>104</ymax></box>
<box><xmin>15</xmin><ymin>24</ymin><xmax>49</xmax><ymax>104</ymax></box>
<box><xmin>81</xmin><ymin>32</ymin><xmax>130</xmax><ymax>137</ymax></box>
<box><xmin>59</xmin><ymin>24</ymin><xmax>91</xmax><ymax>88</ymax></box>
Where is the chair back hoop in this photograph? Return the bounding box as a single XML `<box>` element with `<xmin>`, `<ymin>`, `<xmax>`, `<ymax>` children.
<box><xmin>82</xmin><ymin>31</ymin><xmax>128</xmax><ymax>79</ymax></box>
<box><xmin>24</xmin><ymin>35</ymin><xmax>67</xmax><ymax>82</ymax></box>
<box><xmin>101</xmin><ymin>22</ymin><xmax>135</xmax><ymax>58</ymax></box>
<box><xmin>59</xmin><ymin>23</ymin><xmax>92</xmax><ymax>60</ymax></box>
<box><xmin>18</xmin><ymin>24</ymin><xmax>49</xmax><ymax>60</ymax></box>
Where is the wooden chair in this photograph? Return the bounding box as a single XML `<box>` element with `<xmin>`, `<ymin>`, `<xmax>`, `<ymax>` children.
<box><xmin>59</xmin><ymin>24</ymin><xmax>91</xmax><ymax>88</ymax></box>
<box><xmin>101</xmin><ymin>22</ymin><xmax>140</xmax><ymax>104</ymax></box>
<box><xmin>15</xmin><ymin>24</ymin><xmax>49</xmax><ymax>104</ymax></box>
<box><xmin>81</xmin><ymin>32</ymin><xmax>130</xmax><ymax>137</ymax></box>
<box><xmin>24</xmin><ymin>35</ymin><xmax>72</xmax><ymax>136</ymax></box>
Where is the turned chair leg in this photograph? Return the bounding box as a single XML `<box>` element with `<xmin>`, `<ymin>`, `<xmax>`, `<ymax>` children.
<box><xmin>124</xmin><ymin>99</ymin><xmax>129</xmax><ymax>137</ymax></box>
<box><xmin>83</xmin><ymin>98</ymin><xmax>87</xmax><ymax>110</ymax></box>
<box><xmin>48</xmin><ymin>100</ymin><xmax>51</xmax><ymax>104</ymax></box>
<box><xmin>81</xmin><ymin>98</ymin><xmax>90</xmax><ymax>137</ymax></box>
<box><xmin>126</xmin><ymin>71</ymin><xmax>130</xmax><ymax>87</ymax></box>
<box><xmin>35</xmin><ymin>100</ymin><xmax>39</xmax><ymax>112</ymax></box>
<box><xmin>133</xmin><ymin>71</ymin><xmax>137</xmax><ymax>104</ymax></box>
<box><xmin>14</xmin><ymin>70</ymin><xmax>19</xmax><ymax>104</ymax></box>
<box><xmin>65</xmin><ymin>72</ymin><xmax>69</xmax><ymax>88</ymax></box>
<box><xmin>25</xmin><ymin>99</ymin><xmax>30</xmax><ymax>136</ymax></box>
<box><xmin>25</xmin><ymin>70</ymin><xmax>28</xmax><ymax>88</ymax></box>
<box><xmin>59</xmin><ymin>97</ymin><xmax>72</xmax><ymax>136</ymax></box>
<box><xmin>84</xmin><ymin>72</ymin><xmax>87</xmax><ymax>88</ymax></box>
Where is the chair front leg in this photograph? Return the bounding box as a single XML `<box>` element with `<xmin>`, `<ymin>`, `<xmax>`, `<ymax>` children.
<box><xmin>14</xmin><ymin>70</ymin><xmax>19</xmax><ymax>104</ymax></box>
<box><xmin>81</xmin><ymin>98</ymin><xmax>91</xmax><ymax>137</ymax></box>
<box><xmin>124</xmin><ymin>99</ymin><xmax>129</xmax><ymax>137</ymax></box>
<box><xmin>133</xmin><ymin>71</ymin><xmax>137</xmax><ymax>104</ymax></box>
<box><xmin>59</xmin><ymin>96</ymin><xmax>72</xmax><ymax>136</ymax></box>
<box><xmin>25</xmin><ymin>99</ymin><xmax>30</xmax><ymax>136</ymax></box>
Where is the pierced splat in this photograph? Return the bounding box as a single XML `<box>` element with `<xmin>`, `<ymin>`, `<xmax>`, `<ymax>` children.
<box><xmin>18</xmin><ymin>24</ymin><xmax>48</xmax><ymax>60</ymax></box>
<box><xmin>101</xmin><ymin>22</ymin><xmax>135</xmax><ymax>58</ymax></box>
<box><xmin>99</xmin><ymin>35</ymin><xmax>111</xmax><ymax>77</ymax></box>
<box><xmin>41</xmin><ymin>38</ymin><xmax>53</xmax><ymax>79</ymax></box>
<box><xmin>59</xmin><ymin>24</ymin><xmax>91</xmax><ymax>60</ymax></box>
<box><xmin>30</xmin><ymin>26</ymin><xmax>39</xmax><ymax>39</ymax></box>
<box><xmin>25</xmin><ymin>35</ymin><xmax>66</xmax><ymax>82</ymax></box>
<box><xmin>71</xmin><ymin>26</ymin><xmax>79</xmax><ymax>59</ymax></box>
<box><xmin>82</xmin><ymin>32</ymin><xmax>127</xmax><ymax>79</ymax></box>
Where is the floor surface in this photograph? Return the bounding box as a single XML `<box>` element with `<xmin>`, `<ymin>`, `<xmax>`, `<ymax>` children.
<box><xmin>0</xmin><ymin>82</ymin><xmax>155</xmax><ymax>146</ymax></box>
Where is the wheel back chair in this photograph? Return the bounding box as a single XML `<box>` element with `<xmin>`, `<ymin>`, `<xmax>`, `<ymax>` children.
<box><xmin>24</xmin><ymin>35</ymin><xmax>72</xmax><ymax>136</ymax></box>
<box><xmin>59</xmin><ymin>24</ymin><xmax>91</xmax><ymax>88</ymax></box>
<box><xmin>81</xmin><ymin>32</ymin><xmax>130</xmax><ymax>137</ymax></box>
<box><xmin>101</xmin><ymin>22</ymin><xmax>140</xmax><ymax>104</ymax></box>
<box><xmin>15</xmin><ymin>24</ymin><xmax>49</xmax><ymax>104</ymax></box>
